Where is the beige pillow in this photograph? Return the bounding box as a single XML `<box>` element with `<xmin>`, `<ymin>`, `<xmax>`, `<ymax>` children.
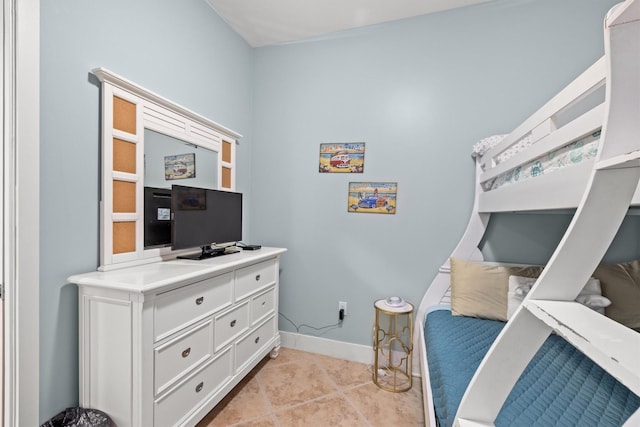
<box><xmin>593</xmin><ymin>260</ymin><xmax>640</xmax><ymax>330</ymax></box>
<box><xmin>450</xmin><ymin>258</ymin><xmax>543</xmax><ymax>321</ymax></box>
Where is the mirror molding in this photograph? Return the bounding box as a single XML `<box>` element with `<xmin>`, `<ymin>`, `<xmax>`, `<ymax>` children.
<box><xmin>92</xmin><ymin>68</ymin><xmax>242</xmax><ymax>271</ymax></box>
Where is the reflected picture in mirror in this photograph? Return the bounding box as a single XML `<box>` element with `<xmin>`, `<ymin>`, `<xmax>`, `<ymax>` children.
<box><xmin>164</xmin><ymin>152</ymin><xmax>196</xmax><ymax>180</ymax></box>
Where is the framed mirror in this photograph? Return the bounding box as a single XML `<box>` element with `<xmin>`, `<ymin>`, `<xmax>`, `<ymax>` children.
<box><xmin>93</xmin><ymin>68</ymin><xmax>241</xmax><ymax>271</ymax></box>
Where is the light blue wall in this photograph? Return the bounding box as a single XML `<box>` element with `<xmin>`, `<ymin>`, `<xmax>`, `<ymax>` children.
<box><xmin>40</xmin><ymin>0</ymin><xmax>253</xmax><ymax>421</ymax></box>
<box><xmin>251</xmin><ymin>0</ymin><xmax>620</xmax><ymax>346</ymax></box>
<box><xmin>481</xmin><ymin>213</ymin><xmax>640</xmax><ymax>265</ymax></box>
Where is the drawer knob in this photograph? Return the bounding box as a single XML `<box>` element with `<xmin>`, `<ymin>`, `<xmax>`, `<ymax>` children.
<box><xmin>195</xmin><ymin>297</ymin><xmax>204</xmax><ymax>305</ymax></box>
<box><xmin>195</xmin><ymin>382</ymin><xmax>204</xmax><ymax>393</ymax></box>
<box><xmin>261</xmin><ymin>301</ymin><xmax>266</xmax><ymax>306</ymax></box>
<box><xmin>255</xmin><ymin>274</ymin><xmax>261</xmax><ymax>281</ymax></box>
<box><xmin>254</xmin><ymin>336</ymin><xmax>260</xmax><ymax>344</ymax></box>
<box><xmin>182</xmin><ymin>348</ymin><xmax>191</xmax><ymax>358</ymax></box>
<box><xmin>230</xmin><ymin>319</ymin><xmax>237</xmax><ymax>327</ymax></box>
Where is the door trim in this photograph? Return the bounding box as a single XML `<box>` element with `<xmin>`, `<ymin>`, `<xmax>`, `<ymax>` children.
<box><xmin>3</xmin><ymin>0</ymin><xmax>40</xmax><ymax>425</ymax></box>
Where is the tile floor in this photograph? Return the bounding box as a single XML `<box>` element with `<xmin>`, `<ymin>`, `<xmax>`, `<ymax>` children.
<box><xmin>196</xmin><ymin>348</ymin><xmax>425</xmax><ymax>427</ymax></box>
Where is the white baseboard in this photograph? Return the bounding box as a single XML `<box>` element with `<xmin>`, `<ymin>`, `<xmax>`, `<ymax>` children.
<box><xmin>278</xmin><ymin>331</ymin><xmax>422</xmax><ymax>378</ymax></box>
<box><xmin>279</xmin><ymin>331</ymin><xmax>374</xmax><ymax>365</ymax></box>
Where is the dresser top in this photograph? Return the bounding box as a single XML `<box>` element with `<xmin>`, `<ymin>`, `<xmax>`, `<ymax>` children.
<box><xmin>69</xmin><ymin>247</ymin><xmax>286</xmax><ymax>294</ymax></box>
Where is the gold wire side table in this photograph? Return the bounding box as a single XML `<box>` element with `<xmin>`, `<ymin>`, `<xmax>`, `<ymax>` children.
<box><xmin>372</xmin><ymin>297</ymin><xmax>414</xmax><ymax>392</ymax></box>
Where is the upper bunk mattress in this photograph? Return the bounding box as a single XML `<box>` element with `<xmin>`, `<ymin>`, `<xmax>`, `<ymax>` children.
<box><xmin>474</xmin><ymin>132</ymin><xmax>601</xmax><ymax>192</ymax></box>
<box><xmin>424</xmin><ymin>309</ymin><xmax>640</xmax><ymax>427</ymax></box>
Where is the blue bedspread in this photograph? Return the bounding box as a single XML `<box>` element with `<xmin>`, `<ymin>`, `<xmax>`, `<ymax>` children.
<box><xmin>424</xmin><ymin>310</ymin><xmax>640</xmax><ymax>427</ymax></box>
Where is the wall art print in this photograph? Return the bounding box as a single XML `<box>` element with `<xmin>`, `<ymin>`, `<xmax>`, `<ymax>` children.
<box><xmin>319</xmin><ymin>142</ymin><xmax>365</xmax><ymax>173</ymax></box>
<box><xmin>348</xmin><ymin>182</ymin><xmax>397</xmax><ymax>214</ymax></box>
<box><xmin>165</xmin><ymin>153</ymin><xmax>196</xmax><ymax>180</ymax></box>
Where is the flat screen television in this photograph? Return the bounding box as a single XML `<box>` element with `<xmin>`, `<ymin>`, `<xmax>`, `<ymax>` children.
<box><xmin>171</xmin><ymin>185</ymin><xmax>243</xmax><ymax>260</ymax></box>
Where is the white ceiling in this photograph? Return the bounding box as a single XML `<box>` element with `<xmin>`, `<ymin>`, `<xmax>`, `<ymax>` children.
<box><xmin>207</xmin><ymin>0</ymin><xmax>494</xmax><ymax>47</ymax></box>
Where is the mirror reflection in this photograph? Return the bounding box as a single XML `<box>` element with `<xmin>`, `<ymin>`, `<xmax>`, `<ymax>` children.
<box><xmin>144</xmin><ymin>129</ymin><xmax>218</xmax><ymax>189</ymax></box>
<box><xmin>143</xmin><ymin>129</ymin><xmax>219</xmax><ymax>249</ymax></box>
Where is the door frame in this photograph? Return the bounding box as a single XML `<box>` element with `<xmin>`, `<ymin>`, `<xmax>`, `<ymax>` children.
<box><xmin>3</xmin><ymin>0</ymin><xmax>40</xmax><ymax>425</ymax></box>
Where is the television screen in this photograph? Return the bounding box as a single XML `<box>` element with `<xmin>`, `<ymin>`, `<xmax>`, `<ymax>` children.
<box><xmin>144</xmin><ymin>187</ymin><xmax>172</xmax><ymax>248</ymax></box>
<box><xmin>171</xmin><ymin>185</ymin><xmax>242</xmax><ymax>255</ymax></box>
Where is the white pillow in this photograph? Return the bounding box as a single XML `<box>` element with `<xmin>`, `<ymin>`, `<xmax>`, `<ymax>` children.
<box><xmin>507</xmin><ymin>276</ymin><xmax>536</xmax><ymax>319</ymax></box>
<box><xmin>575</xmin><ymin>278</ymin><xmax>611</xmax><ymax>314</ymax></box>
<box><xmin>507</xmin><ymin>276</ymin><xmax>611</xmax><ymax>319</ymax></box>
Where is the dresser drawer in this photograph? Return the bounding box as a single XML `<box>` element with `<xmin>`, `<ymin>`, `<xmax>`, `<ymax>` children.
<box><xmin>155</xmin><ymin>272</ymin><xmax>233</xmax><ymax>341</ymax></box>
<box><xmin>251</xmin><ymin>286</ymin><xmax>275</xmax><ymax>325</ymax></box>
<box><xmin>214</xmin><ymin>301</ymin><xmax>249</xmax><ymax>351</ymax></box>
<box><xmin>235</xmin><ymin>260</ymin><xmax>276</xmax><ymax>301</ymax></box>
<box><xmin>236</xmin><ymin>316</ymin><xmax>276</xmax><ymax>372</ymax></box>
<box><xmin>154</xmin><ymin>319</ymin><xmax>214</xmax><ymax>395</ymax></box>
<box><xmin>155</xmin><ymin>347</ymin><xmax>233</xmax><ymax>427</ymax></box>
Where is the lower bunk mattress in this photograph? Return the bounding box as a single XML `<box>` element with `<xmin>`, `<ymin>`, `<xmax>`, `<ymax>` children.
<box><xmin>424</xmin><ymin>309</ymin><xmax>640</xmax><ymax>427</ymax></box>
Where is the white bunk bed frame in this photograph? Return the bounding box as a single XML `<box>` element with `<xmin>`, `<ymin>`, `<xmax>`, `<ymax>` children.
<box><xmin>416</xmin><ymin>1</ymin><xmax>640</xmax><ymax>426</ymax></box>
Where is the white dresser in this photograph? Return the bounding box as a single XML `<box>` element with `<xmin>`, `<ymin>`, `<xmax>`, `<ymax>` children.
<box><xmin>69</xmin><ymin>247</ymin><xmax>286</xmax><ymax>427</ymax></box>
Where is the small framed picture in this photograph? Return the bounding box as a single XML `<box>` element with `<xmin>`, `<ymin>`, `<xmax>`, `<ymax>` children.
<box><xmin>319</xmin><ymin>143</ymin><xmax>365</xmax><ymax>173</ymax></box>
<box><xmin>165</xmin><ymin>153</ymin><xmax>196</xmax><ymax>180</ymax></box>
<box><xmin>348</xmin><ymin>182</ymin><xmax>397</xmax><ymax>214</ymax></box>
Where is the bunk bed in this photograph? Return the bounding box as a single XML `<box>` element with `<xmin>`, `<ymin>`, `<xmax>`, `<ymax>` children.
<box><xmin>416</xmin><ymin>1</ymin><xmax>640</xmax><ymax>426</ymax></box>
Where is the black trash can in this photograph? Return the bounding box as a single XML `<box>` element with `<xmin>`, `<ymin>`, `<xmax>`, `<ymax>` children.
<box><xmin>40</xmin><ymin>407</ymin><xmax>113</xmax><ymax>427</ymax></box>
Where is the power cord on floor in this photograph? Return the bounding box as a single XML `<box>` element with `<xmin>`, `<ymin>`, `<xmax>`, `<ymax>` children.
<box><xmin>278</xmin><ymin>312</ymin><xmax>342</xmax><ymax>336</ymax></box>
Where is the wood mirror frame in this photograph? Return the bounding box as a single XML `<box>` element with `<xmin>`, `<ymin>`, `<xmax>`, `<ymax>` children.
<box><xmin>93</xmin><ymin>68</ymin><xmax>242</xmax><ymax>271</ymax></box>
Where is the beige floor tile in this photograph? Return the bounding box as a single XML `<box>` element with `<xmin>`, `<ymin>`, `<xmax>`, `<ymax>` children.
<box><xmin>196</xmin><ymin>376</ymin><xmax>269</xmax><ymax>427</ymax></box>
<box><xmin>234</xmin><ymin>415</ymin><xmax>278</xmax><ymax>427</ymax></box>
<box><xmin>345</xmin><ymin>381</ymin><xmax>425</xmax><ymax>427</ymax></box>
<box><xmin>257</xmin><ymin>359</ymin><xmax>338</xmax><ymax>409</ymax></box>
<box><xmin>275</xmin><ymin>395</ymin><xmax>369</xmax><ymax>427</ymax></box>
<box><xmin>313</xmin><ymin>353</ymin><xmax>372</xmax><ymax>389</ymax></box>
<box><xmin>196</xmin><ymin>348</ymin><xmax>425</xmax><ymax>427</ymax></box>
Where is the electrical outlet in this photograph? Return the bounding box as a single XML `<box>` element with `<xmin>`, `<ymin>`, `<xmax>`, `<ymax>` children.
<box><xmin>338</xmin><ymin>301</ymin><xmax>347</xmax><ymax>319</ymax></box>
